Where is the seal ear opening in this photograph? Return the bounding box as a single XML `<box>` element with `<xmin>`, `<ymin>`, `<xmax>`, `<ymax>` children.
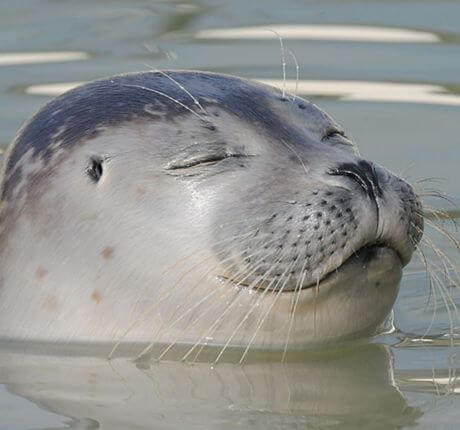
<box><xmin>86</xmin><ymin>156</ymin><xmax>104</xmax><ymax>183</ymax></box>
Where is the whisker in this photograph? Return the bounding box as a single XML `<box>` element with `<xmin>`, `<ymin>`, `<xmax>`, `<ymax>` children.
<box><xmin>239</xmin><ymin>260</ymin><xmax>298</xmax><ymax>364</ymax></box>
<box><xmin>280</xmin><ymin>138</ymin><xmax>309</xmax><ymax>175</ymax></box>
<box><xmin>118</xmin><ymin>83</ymin><xmax>208</xmax><ymax>123</ymax></box>
<box><xmin>414</xmin><ymin>248</ymin><xmax>438</xmax><ymax>339</ymax></box>
<box><xmin>208</xmin><ymin>254</ymin><xmax>285</xmax><ymax>365</ymax></box>
<box><xmin>133</xmin><ymin>243</ymin><xmax>268</xmax><ymax>359</ymax></box>
<box><xmin>423</xmin><ymin>206</ymin><xmax>459</xmax><ymax>230</ymax></box>
<box><xmin>413</xmin><ymin>236</ymin><xmax>435</xmax><ymax>305</ymax></box>
<box><xmin>181</xmin><ymin>250</ymin><xmax>285</xmax><ymax>363</ymax></box>
<box><xmin>159</xmin><ymin>227</ymin><xmax>263</xmax><ymax>279</ymax></box>
<box><xmin>288</xmin><ymin>50</ymin><xmax>299</xmax><ymax>102</ymax></box>
<box><xmin>187</xmin><ymin>251</ymin><xmax>288</xmax><ymax>362</ymax></box>
<box><xmin>422</xmin><ymin>254</ymin><xmax>459</xmax><ymax>316</ymax></box>
<box><xmin>314</xmin><ymin>275</ymin><xmax>320</xmax><ymax>337</ymax></box>
<box><xmin>431</xmin><ymin>270</ymin><xmax>456</xmax><ymax>344</ymax></box>
<box><xmin>154</xmin><ymin>280</ymin><xmax>235</xmax><ymax>361</ymax></box>
<box><xmin>149</xmin><ymin>68</ymin><xmax>208</xmax><ymax>115</ymax></box>
<box><xmin>414</xmin><ymin>225</ymin><xmax>460</xmax><ymax>339</ymax></box>
<box><xmin>269</xmin><ymin>29</ymin><xmax>287</xmax><ymax>99</ymax></box>
<box><xmin>188</xmin><ymin>250</ymin><xmax>283</xmax><ymax>364</ymax></box>
<box><xmin>412</xmin><ymin>222</ymin><xmax>459</xmax><ymax>282</ymax></box>
<box><xmin>424</xmin><ymin>217</ymin><xmax>460</xmax><ymax>251</ymax></box>
<box><xmin>415</xmin><ymin>177</ymin><xmax>446</xmax><ymax>184</ymax></box>
<box><xmin>109</xmin><ymin>233</ymin><xmax>261</xmax><ymax>358</ymax></box>
<box><xmin>419</xmin><ymin>189</ymin><xmax>458</xmax><ymax>208</ymax></box>
<box><xmin>154</xmin><ymin>246</ymin><xmax>280</xmax><ymax>361</ymax></box>
<box><xmin>420</xmin><ymin>237</ymin><xmax>459</xmax><ymax>289</ymax></box>
<box><xmin>282</xmin><ymin>266</ymin><xmax>307</xmax><ymax>362</ymax></box>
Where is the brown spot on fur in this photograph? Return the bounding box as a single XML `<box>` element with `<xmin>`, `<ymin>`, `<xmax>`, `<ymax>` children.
<box><xmin>101</xmin><ymin>246</ymin><xmax>114</xmax><ymax>259</ymax></box>
<box><xmin>136</xmin><ymin>186</ymin><xmax>146</xmax><ymax>196</ymax></box>
<box><xmin>41</xmin><ymin>295</ymin><xmax>57</xmax><ymax>311</ymax></box>
<box><xmin>35</xmin><ymin>265</ymin><xmax>48</xmax><ymax>280</ymax></box>
<box><xmin>91</xmin><ymin>290</ymin><xmax>102</xmax><ymax>304</ymax></box>
<box><xmin>84</xmin><ymin>212</ymin><xmax>99</xmax><ymax>221</ymax></box>
<box><xmin>88</xmin><ymin>372</ymin><xmax>98</xmax><ymax>385</ymax></box>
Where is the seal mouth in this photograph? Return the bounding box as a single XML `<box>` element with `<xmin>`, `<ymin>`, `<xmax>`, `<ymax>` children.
<box><xmin>307</xmin><ymin>243</ymin><xmax>403</xmax><ymax>290</ymax></box>
<box><xmin>220</xmin><ymin>243</ymin><xmax>403</xmax><ymax>292</ymax></box>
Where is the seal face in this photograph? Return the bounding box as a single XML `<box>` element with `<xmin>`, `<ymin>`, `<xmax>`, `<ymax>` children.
<box><xmin>0</xmin><ymin>71</ymin><xmax>423</xmax><ymax>350</ymax></box>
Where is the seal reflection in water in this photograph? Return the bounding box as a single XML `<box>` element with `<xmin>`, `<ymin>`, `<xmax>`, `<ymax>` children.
<box><xmin>0</xmin><ymin>71</ymin><xmax>423</xmax><ymax>358</ymax></box>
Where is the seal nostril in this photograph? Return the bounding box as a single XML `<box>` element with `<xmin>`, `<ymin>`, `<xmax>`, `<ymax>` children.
<box><xmin>328</xmin><ymin>161</ymin><xmax>382</xmax><ymax>202</ymax></box>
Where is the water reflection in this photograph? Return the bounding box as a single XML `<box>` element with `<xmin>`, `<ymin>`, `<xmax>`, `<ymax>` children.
<box><xmin>0</xmin><ymin>342</ymin><xmax>421</xmax><ymax>429</ymax></box>
<box><xmin>259</xmin><ymin>79</ymin><xmax>460</xmax><ymax>106</ymax></box>
<box><xmin>24</xmin><ymin>82</ymin><xmax>85</xmax><ymax>96</ymax></box>
<box><xmin>0</xmin><ymin>52</ymin><xmax>89</xmax><ymax>66</ymax></box>
<box><xmin>399</xmin><ymin>374</ymin><xmax>460</xmax><ymax>394</ymax></box>
<box><xmin>22</xmin><ymin>78</ymin><xmax>460</xmax><ymax>107</ymax></box>
<box><xmin>194</xmin><ymin>25</ymin><xmax>440</xmax><ymax>43</ymax></box>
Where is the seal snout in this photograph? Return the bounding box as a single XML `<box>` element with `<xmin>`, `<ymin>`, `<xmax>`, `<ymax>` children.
<box><xmin>377</xmin><ymin>175</ymin><xmax>424</xmax><ymax>266</ymax></box>
<box><xmin>217</xmin><ymin>155</ymin><xmax>423</xmax><ymax>292</ymax></box>
<box><xmin>327</xmin><ymin>159</ymin><xmax>423</xmax><ymax>266</ymax></box>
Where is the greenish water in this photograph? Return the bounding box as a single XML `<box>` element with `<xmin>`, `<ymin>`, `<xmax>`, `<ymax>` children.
<box><xmin>0</xmin><ymin>0</ymin><xmax>459</xmax><ymax>428</ymax></box>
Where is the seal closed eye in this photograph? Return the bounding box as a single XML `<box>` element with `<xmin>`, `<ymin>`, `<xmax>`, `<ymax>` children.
<box><xmin>164</xmin><ymin>141</ymin><xmax>249</xmax><ymax>170</ymax></box>
<box><xmin>0</xmin><ymin>70</ymin><xmax>423</xmax><ymax>354</ymax></box>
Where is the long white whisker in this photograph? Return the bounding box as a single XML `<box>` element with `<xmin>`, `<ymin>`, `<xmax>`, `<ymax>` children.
<box><xmin>288</xmin><ymin>50</ymin><xmax>299</xmax><ymax>102</ymax></box>
<box><xmin>415</xmin><ymin>249</ymin><xmax>438</xmax><ymax>339</ymax></box>
<box><xmin>118</xmin><ymin>83</ymin><xmax>208</xmax><ymax>123</ymax></box>
<box><xmin>181</xmin><ymin>251</ymin><xmax>284</xmax><ymax>363</ymax></box>
<box><xmin>209</xmin><ymin>254</ymin><xmax>285</xmax><ymax>365</ymax></box>
<box><xmin>424</xmin><ymin>217</ymin><xmax>460</xmax><ymax>251</ymax></box>
<box><xmin>268</xmin><ymin>29</ymin><xmax>287</xmax><ymax>99</ymax></box>
<box><xmin>109</xmin><ymin>233</ymin><xmax>261</xmax><ymax>359</ymax></box>
<box><xmin>239</xmin><ymin>260</ymin><xmax>297</xmax><ymax>364</ymax></box>
<box><xmin>282</xmin><ymin>266</ymin><xmax>307</xmax><ymax>362</ymax></box>
<box><xmin>280</xmin><ymin>138</ymin><xmax>309</xmax><ymax>175</ymax></box>
<box><xmin>155</xmin><ymin>246</ymin><xmax>279</xmax><ymax>361</ymax></box>
<box><xmin>133</xmin><ymin>244</ymin><xmax>269</xmax><ymax>359</ymax></box>
<box><xmin>148</xmin><ymin>68</ymin><xmax>208</xmax><ymax>115</ymax></box>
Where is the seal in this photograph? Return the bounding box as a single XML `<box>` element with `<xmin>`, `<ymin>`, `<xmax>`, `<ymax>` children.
<box><xmin>0</xmin><ymin>71</ymin><xmax>423</xmax><ymax>356</ymax></box>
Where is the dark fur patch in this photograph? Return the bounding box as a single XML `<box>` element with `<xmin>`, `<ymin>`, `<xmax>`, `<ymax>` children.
<box><xmin>1</xmin><ymin>71</ymin><xmax>310</xmax><ymax>200</ymax></box>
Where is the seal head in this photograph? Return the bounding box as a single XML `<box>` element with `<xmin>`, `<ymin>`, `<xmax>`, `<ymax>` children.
<box><xmin>0</xmin><ymin>71</ymin><xmax>423</xmax><ymax>349</ymax></box>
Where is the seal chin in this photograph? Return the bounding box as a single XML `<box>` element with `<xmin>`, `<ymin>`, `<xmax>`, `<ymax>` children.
<box><xmin>218</xmin><ymin>244</ymin><xmax>402</xmax><ymax>346</ymax></box>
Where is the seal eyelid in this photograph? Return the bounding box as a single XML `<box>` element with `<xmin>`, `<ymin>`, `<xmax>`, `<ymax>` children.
<box><xmin>164</xmin><ymin>142</ymin><xmax>249</xmax><ymax>170</ymax></box>
<box><xmin>322</xmin><ymin>127</ymin><xmax>347</xmax><ymax>141</ymax></box>
<box><xmin>86</xmin><ymin>156</ymin><xmax>104</xmax><ymax>183</ymax></box>
<box><xmin>165</xmin><ymin>152</ymin><xmax>247</xmax><ymax>170</ymax></box>
<box><xmin>321</xmin><ymin>128</ymin><xmax>357</xmax><ymax>153</ymax></box>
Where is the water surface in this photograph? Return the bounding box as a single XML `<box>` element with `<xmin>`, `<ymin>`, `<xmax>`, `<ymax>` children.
<box><xmin>0</xmin><ymin>0</ymin><xmax>459</xmax><ymax>428</ymax></box>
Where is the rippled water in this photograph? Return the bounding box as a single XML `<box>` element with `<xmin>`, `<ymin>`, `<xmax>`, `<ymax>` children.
<box><xmin>0</xmin><ymin>0</ymin><xmax>459</xmax><ymax>428</ymax></box>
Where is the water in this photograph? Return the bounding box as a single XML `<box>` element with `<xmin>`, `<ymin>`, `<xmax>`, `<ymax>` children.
<box><xmin>0</xmin><ymin>0</ymin><xmax>459</xmax><ymax>428</ymax></box>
